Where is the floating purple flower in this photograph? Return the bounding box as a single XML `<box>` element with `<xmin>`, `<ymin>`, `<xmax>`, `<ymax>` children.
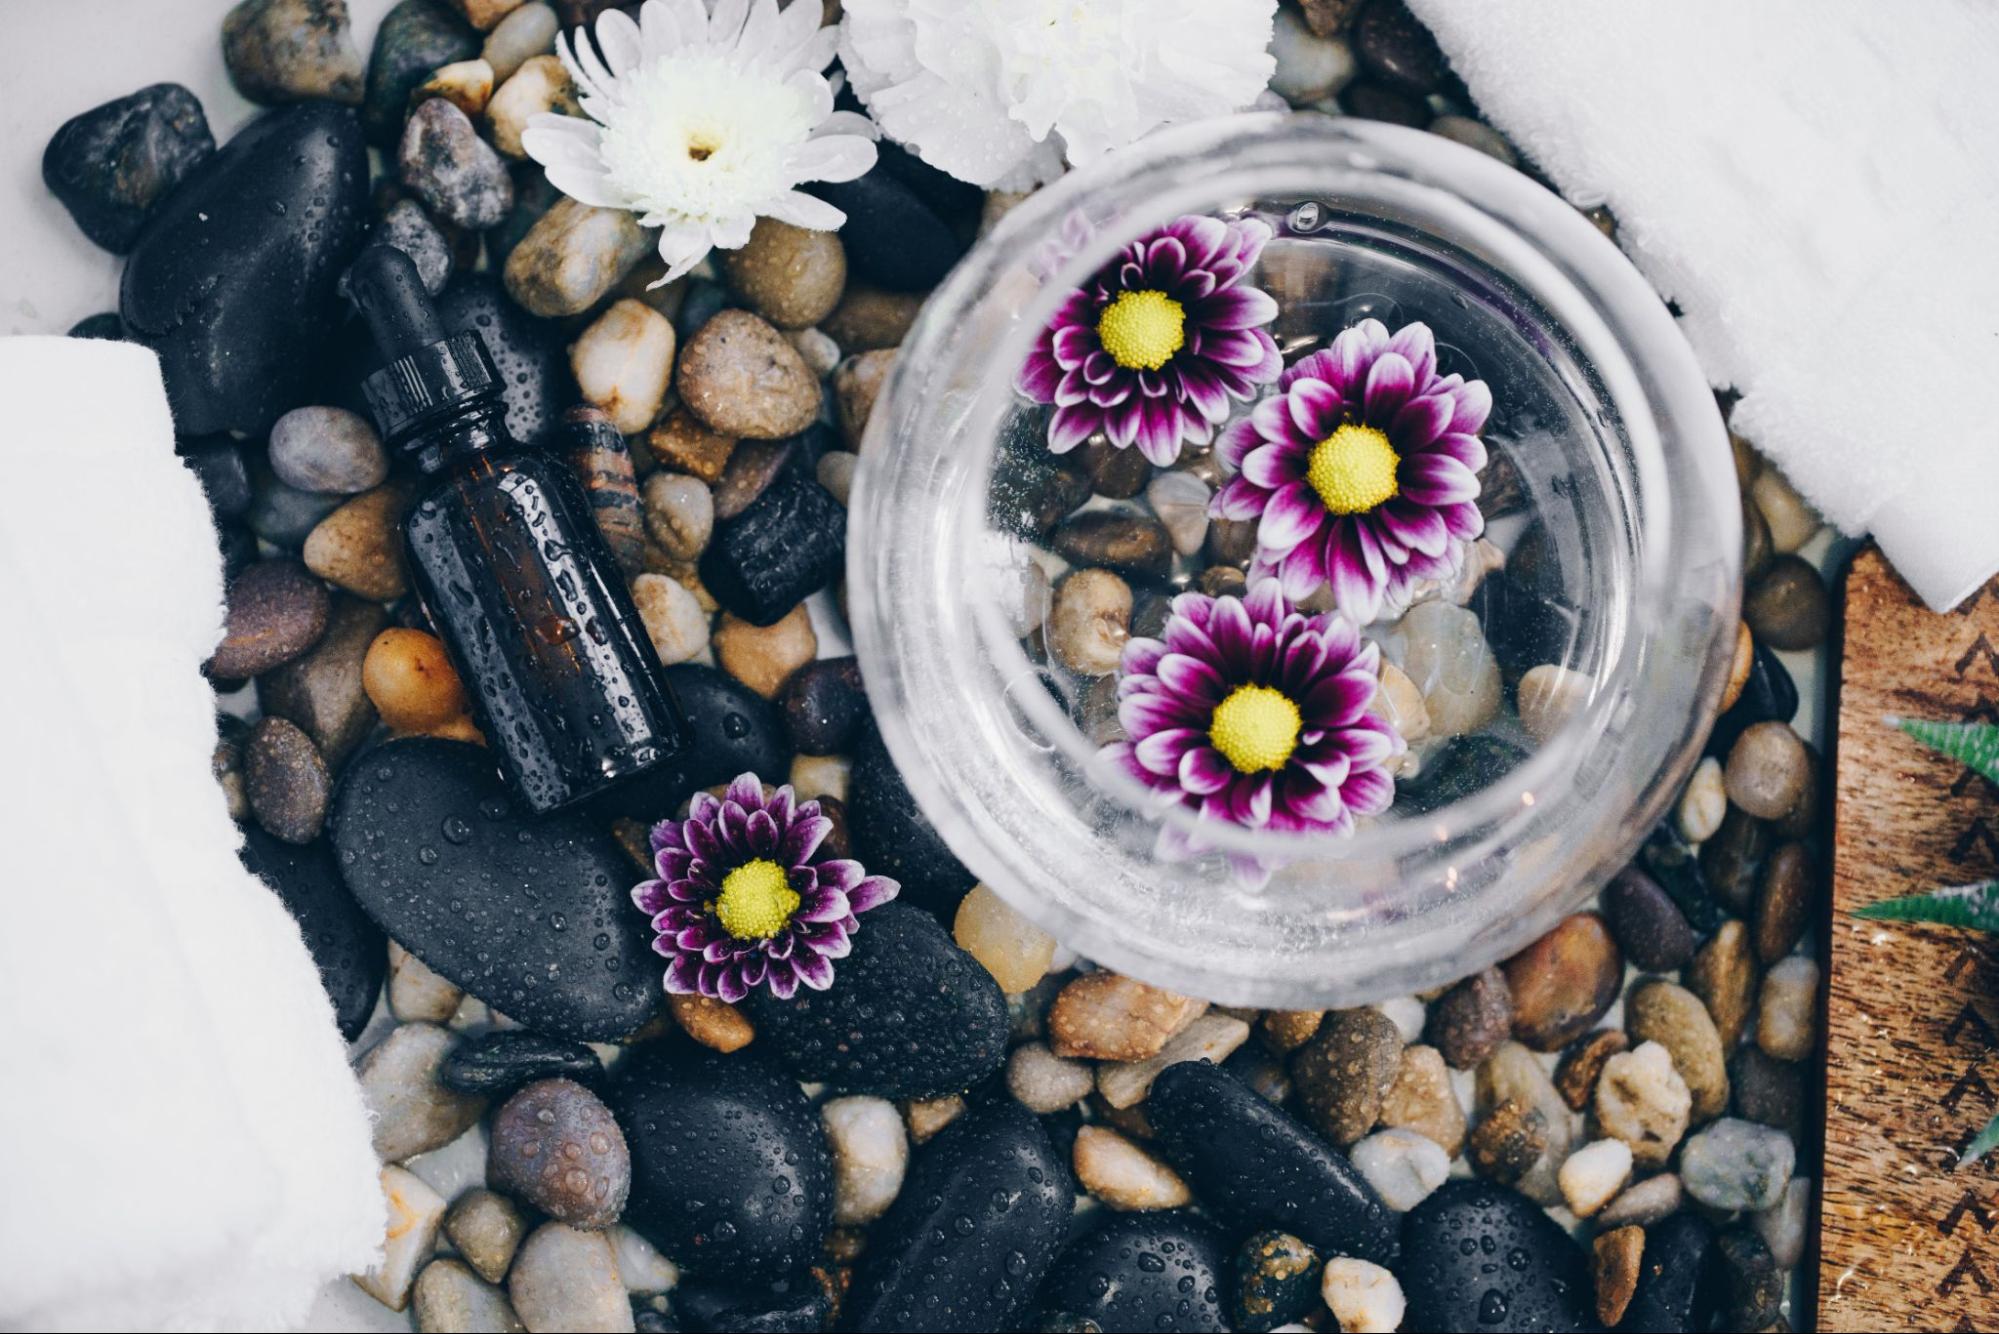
<box><xmin>1212</xmin><ymin>318</ymin><xmax>1490</xmax><ymax>624</ymax></box>
<box><xmin>1017</xmin><ymin>213</ymin><xmax>1282</xmax><ymax>466</ymax></box>
<box><xmin>634</xmin><ymin>773</ymin><xmax>898</xmax><ymax>1003</ymax></box>
<box><xmin>1103</xmin><ymin>581</ymin><xmax>1403</xmax><ymax>865</ymax></box>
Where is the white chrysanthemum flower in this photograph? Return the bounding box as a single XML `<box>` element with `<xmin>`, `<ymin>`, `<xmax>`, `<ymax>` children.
<box><xmin>522</xmin><ymin>0</ymin><xmax>879</xmax><ymax>283</ymax></box>
<box><xmin>839</xmin><ymin>0</ymin><xmax>1278</xmax><ymax>189</ymax></box>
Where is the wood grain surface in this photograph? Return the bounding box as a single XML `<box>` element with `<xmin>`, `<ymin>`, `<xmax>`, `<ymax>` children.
<box><xmin>1822</xmin><ymin>547</ymin><xmax>1999</xmax><ymax>1331</ymax></box>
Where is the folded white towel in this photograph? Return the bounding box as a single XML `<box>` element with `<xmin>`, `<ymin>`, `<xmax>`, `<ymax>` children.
<box><xmin>1409</xmin><ymin>0</ymin><xmax>1999</xmax><ymax>610</ymax></box>
<box><xmin>0</xmin><ymin>337</ymin><xmax>382</xmax><ymax>1331</ymax></box>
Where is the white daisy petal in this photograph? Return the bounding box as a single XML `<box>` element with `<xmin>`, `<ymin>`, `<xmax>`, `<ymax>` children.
<box><xmin>765</xmin><ymin>189</ymin><xmax>847</xmax><ymax>231</ymax></box>
<box><xmin>789</xmin><ymin>134</ymin><xmax>877</xmax><ymax>185</ymax></box>
<box><xmin>594</xmin><ymin>7</ymin><xmax>646</xmax><ymax>78</ymax></box>
<box><xmin>813</xmin><ymin>109</ymin><xmax>881</xmax><ymax>142</ymax></box>
<box><xmin>709</xmin><ymin>0</ymin><xmax>753</xmax><ymax>48</ymax></box>
<box><xmin>656</xmin><ymin>221</ymin><xmax>717</xmax><ymax>282</ymax></box>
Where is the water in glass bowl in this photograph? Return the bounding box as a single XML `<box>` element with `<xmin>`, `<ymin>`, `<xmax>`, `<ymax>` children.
<box><xmin>990</xmin><ymin>200</ymin><xmax>1633</xmax><ymax>825</ymax></box>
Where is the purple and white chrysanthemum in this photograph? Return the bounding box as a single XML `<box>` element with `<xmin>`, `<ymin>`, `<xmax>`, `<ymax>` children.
<box><xmin>1212</xmin><ymin>318</ymin><xmax>1491</xmax><ymax>624</ymax></box>
<box><xmin>1017</xmin><ymin>213</ymin><xmax>1282</xmax><ymax>466</ymax></box>
<box><xmin>1103</xmin><ymin>580</ymin><xmax>1403</xmax><ymax>871</ymax></box>
<box><xmin>633</xmin><ymin>773</ymin><xmax>897</xmax><ymax>1002</ymax></box>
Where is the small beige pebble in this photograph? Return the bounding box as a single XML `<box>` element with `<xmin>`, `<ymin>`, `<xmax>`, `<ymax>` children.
<box><xmin>1377</xmin><ymin>1044</ymin><xmax>1466</xmax><ymax>1158</ymax></box>
<box><xmin>1048</xmin><ymin>568</ymin><xmax>1132</xmax><ymax>676</ymax></box>
<box><xmin>1319</xmin><ymin>1257</ymin><xmax>1405</xmax><ymax>1334</ymax></box>
<box><xmin>1725</xmin><ymin>721</ymin><xmax>1809</xmax><ymax>821</ymax></box>
<box><xmin>1625</xmin><ymin>979</ymin><xmax>1729</xmax><ymax>1123</ymax></box>
<box><xmin>1370</xmin><ymin>661</ymin><xmax>1431</xmax><ymax>747</ymax></box>
<box><xmin>1048</xmin><ymin>970</ymin><xmax>1205</xmax><ymax>1062</ymax></box>
<box><xmin>1676</xmin><ymin>756</ymin><xmax>1727</xmax><ymax>844</ymax></box>
<box><xmin>1756</xmin><ymin>955</ymin><xmax>1820</xmax><ymax>1061</ymax></box>
<box><xmin>1752</xmin><ymin>468</ymin><xmax>1821</xmax><ymax>554</ymax></box>
<box><xmin>1097</xmin><ymin>1011</ymin><xmax>1251</xmax><ymax>1109</ymax></box>
<box><xmin>570</xmin><ymin>299</ymin><xmax>675</xmax><ymax>436</ymax></box>
<box><xmin>954</xmin><ymin>883</ymin><xmax>1057</xmax><ymax>994</ymax></box>
<box><xmin>482</xmin><ymin>1</ymin><xmax>558</xmax><ymax>82</ymax></box>
<box><xmin>609</xmin><ymin>1224</ymin><xmax>679</xmax><ymax>1294</ymax></box>
<box><xmin>788</xmin><ymin>326</ymin><xmax>843</xmax><ymax>378</ymax></box>
<box><xmin>713</xmin><ymin>605</ymin><xmax>816</xmax><ymax>698</ymax></box>
<box><xmin>720</xmin><ymin>218</ymin><xmax>847</xmax><ymax>329</ymax></box>
<box><xmin>788</xmin><ymin>752</ymin><xmax>849</xmax><ymax>804</ymax></box>
<box><xmin>487</xmin><ymin>54</ymin><xmax>575</xmax><ymax>157</ymax></box>
<box><xmin>834</xmin><ymin>348</ymin><xmax>897</xmax><ymax>448</ymax></box>
<box><xmin>1595</xmin><ymin>1172</ymin><xmax>1683</xmax><ymax>1230</ymax></box>
<box><xmin>355</xmin><ymin>1022</ymin><xmax>487</xmax><ymax>1163</ymax></box>
<box><xmin>508</xmin><ymin>1223</ymin><xmax>633</xmax><ymax>1333</ymax></box>
<box><xmin>902</xmin><ymin>1094</ymin><xmax>965</xmax><ymax>1143</ymax></box>
<box><xmin>413</xmin><ymin>1257</ymin><xmax>525</xmax><ymax>1333</ymax></box>
<box><xmin>389</xmin><ymin>940</ymin><xmax>464</xmax><ymax>1023</ymax></box>
<box><xmin>414</xmin><ymin>58</ymin><xmax>496</xmax><ymax>118</ymax></box>
<box><xmin>641</xmin><ymin>471</ymin><xmax>715</xmax><ymax>560</ymax></box>
<box><xmin>676</xmin><ymin>309</ymin><xmax>820</xmax><ymax>440</ymax></box>
<box><xmin>668</xmin><ymin>992</ymin><xmax>755</xmax><ymax>1053</ymax></box>
<box><xmin>353</xmin><ymin>1166</ymin><xmax>445</xmax><ymax>1311</ymax></box>
<box><xmin>822</xmin><ymin>1095</ymin><xmax>909</xmax><ymax>1225</ymax></box>
<box><xmin>505</xmin><ymin>197</ymin><xmax>652</xmax><ymax>319</ymax></box>
<box><xmin>1557</xmin><ymin>1138</ymin><xmax>1633</xmax><ymax>1218</ymax></box>
<box><xmin>1072</xmin><ymin>1125</ymin><xmax>1192</xmax><ymax>1211</ymax></box>
<box><xmin>305</xmin><ymin>483</ymin><xmax>410</xmax><ymax>601</ymax></box>
<box><xmin>1393</xmin><ymin>601</ymin><xmax>1501</xmax><ymax>737</ymax></box>
<box><xmin>629</xmin><ymin>573</ymin><xmax>710</xmax><ymax>665</ymax></box>
<box><xmin>1517</xmin><ymin>663</ymin><xmax>1590</xmax><ymax>744</ymax></box>
<box><xmin>445</xmin><ymin>1188</ymin><xmax>527</xmax><ymax>1285</ymax></box>
<box><xmin>817</xmin><ymin>450</ymin><xmax>857</xmax><ymax>506</ymax></box>
<box><xmin>1593</xmin><ymin>1039</ymin><xmax>1691</xmax><ymax>1169</ymax></box>
<box><xmin>1006</xmin><ymin>1041</ymin><xmax>1096</xmax><ymax>1114</ymax></box>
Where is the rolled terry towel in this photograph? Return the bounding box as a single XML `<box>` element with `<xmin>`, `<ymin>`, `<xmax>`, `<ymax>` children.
<box><xmin>0</xmin><ymin>337</ymin><xmax>383</xmax><ymax>1331</ymax></box>
<box><xmin>1410</xmin><ymin>0</ymin><xmax>1999</xmax><ymax>610</ymax></box>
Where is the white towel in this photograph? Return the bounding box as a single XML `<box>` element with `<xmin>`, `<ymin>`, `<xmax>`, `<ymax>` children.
<box><xmin>1409</xmin><ymin>0</ymin><xmax>1999</xmax><ymax>611</ymax></box>
<box><xmin>0</xmin><ymin>338</ymin><xmax>383</xmax><ymax>1331</ymax></box>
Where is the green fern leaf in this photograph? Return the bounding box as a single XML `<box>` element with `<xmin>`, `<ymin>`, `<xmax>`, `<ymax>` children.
<box><xmin>1893</xmin><ymin>718</ymin><xmax>1999</xmax><ymax>789</ymax></box>
<box><xmin>1854</xmin><ymin>880</ymin><xmax>1999</xmax><ymax>931</ymax></box>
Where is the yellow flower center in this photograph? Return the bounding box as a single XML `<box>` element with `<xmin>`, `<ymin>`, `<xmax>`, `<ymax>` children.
<box><xmin>1307</xmin><ymin>423</ymin><xmax>1401</xmax><ymax>516</ymax></box>
<box><xmin>714</xmin><ymin>858</ymin><xmax>800</xmax><ymax>940</ymax></box>
<box><xmin>1208</xmin><ymin>684</ymin><xmax>1303</xmax><ymax>774</ymax></box>
<box><xmin>1096</xmin><ymin>289</ymin><xmax>1187</xmax><ymax>371</ymax></box>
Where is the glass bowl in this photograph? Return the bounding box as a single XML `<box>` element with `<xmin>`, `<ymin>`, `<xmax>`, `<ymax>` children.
<box><xmin>847</xmin><ymin>112</ymin><xmax>1739</xmax><ymax>1007</ymax></box>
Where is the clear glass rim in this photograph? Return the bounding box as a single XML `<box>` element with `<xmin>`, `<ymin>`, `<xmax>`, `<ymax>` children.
<box><xmin>852</xmin><ymin>112</ymin><xmax>1719</xmax><ymax>866</ymax></box>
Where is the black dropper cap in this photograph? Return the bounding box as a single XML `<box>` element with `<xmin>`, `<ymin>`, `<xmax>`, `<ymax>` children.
<box><xmin>346</xmin><ymin>245</ymin><xmax>502</xmax><ymax>445</ymax></box>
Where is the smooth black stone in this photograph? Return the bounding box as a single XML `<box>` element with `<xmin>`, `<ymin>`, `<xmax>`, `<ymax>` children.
<box><xmin>1354</xmin><ymin>0</ymin><xmax>1449</xmax><ymax>93</ymax></box>
<box><xmin>590</xmin><ymin>663</ymin><xmax>789</xmax><ymax>823</ymax></box>
<box><xmin>362</xmin><ymin>0</ymin><xmax>480</xmax><ymax>145</ymax></box>
<box><xmin>43</xmin><ymin>83</ymin><xmax>214</xmax><ymax>253</ymax></box>
<box><xmin>1472</xmin><ymin>569</ymin><xmax>1587</xmax><ymax>681</ymax></box>
<box><xmin>1636</xmin><ymin>823</ymin><xmax>1726</xmax><ymax>934</ymax></box>
<box><xmin>1038</xmin><ymin>1211</ymin><xmax>1230</xmax><ymax>1334</ymax></box>
<box><xmin>1705</xmin><ymin>641</ymin><xmax>1799</xmax><ymax>759</ymax></box>
<box><xmin>847</xmin><ymin>725</ymin><xmax>976</xmax><ymax>916</ymax></box>
<box><xmin>699</xmin><ymin>472</ymin><xmax>846</xmax><ymax>626</ymax></box>
<box><xmin>1617</xmin><ymin>1211</ymin><xmax>1713</xmax><ymax>1333</ymax></box>
<box><xmin>181</xmin><ymin>436</ymin><xmax>253</xmax><ymax>521</ymax></box>
<box><xmin>608</xmin><ymin>1037</ymin><xmax>833</xmax><ymax>1283</ymax></box>
<box><xmin>1339</xmin><ymin>79</ymin><xmax>1431</xmax><ymax>128</ymax></box>
<box><xmin>1401</xmin><ymin>1180</ymin><xmax>1597</xmax><ymax>1334</ymax></box>
<box><xmin>328</xmin><ymin>737</ymin><xmax>661</xmax><ymax>1041</ymax></box>
<box><xmin>991</xmin><ymin>412</ymin><xmax>1090</xmax><ymax>540</ymax></box>
<box><xmin>438</xmin><ymin>1030</ymin><xmax>602</xmax><ymax>1095</ymax></box>
<box><xmin>778</xmin><ymin>657</ymin><xmax>869</xmax><ymax>756</ymax></box>
<box><xmin>872</xmin><ymin>141</ymin><xmax>983</xmax><ymax>227</ymax></box>
<box><xmin>633</xmin><ymin>1304</ymin><xmax>680</xmax><ymax>1334</ymax></box>
<box><xmin>120</xmin><ymin>103</ymin><xmax>369</xmax><ymax>437</ymax></box>
<box><xmin>1146</xmin><ymin>1061</ymin><xmax>1398</xmax><ymax>1265</ymax></box>
<box><xmin>673</xmin><ymin>277</ymin><xmax>732</xmax><ymax>344</ymax></box>
<box><xmin>68</xmin><ymin>312</ymin><xmax>128</xmax><ymax>341</ymax></box>
<box><xmin>1228</xmin><ymin>1229</ymin><xmax>1319</xmax><ymax>1333</ymax></box>
<box><xmin>744</xmin><ymin>904</ymin><xmax>1008</xmax><ymax>1099</ymax></box>
<box><xmin>845</xmin><ymin>1100</ymin><xmax>1073</xmax><ymax>1332</ymax></box>
<box><xmin>807</xmin><ymin>157</ymin><xmax>965</xmax><ymax>293</ymax></box>
<box><xmin>1706</xmin><ymin>1227</ymin><xmax>1781</xmax><ymax>1330</ymax></box>
<box><xmin>238</xmin><ymin>824</ymin><xmax>384</xmax><ymax>1041</ymax></box>
<box><xmin>1600</xmin><ymin>865</ymin><xmax>1696</xmax><ymax>972</ymax></box>
<box><xmin>436</xmin><ymin>272</ymin><xmax>578</xmax><ymax>449</ymax></box>
<box><xmin>671</xmin><ymin>1277</ymin><xmax>829</xmax><ymax>1333</ymax></box>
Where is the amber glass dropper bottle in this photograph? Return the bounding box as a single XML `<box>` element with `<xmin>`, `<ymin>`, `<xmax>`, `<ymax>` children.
<box><xmin>346</xmin><ymin>245</ymin><xmax>688</xmax><ymax>814</ymax></box>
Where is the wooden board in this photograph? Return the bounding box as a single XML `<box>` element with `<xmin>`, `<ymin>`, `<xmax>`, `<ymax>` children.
<box><xmin>1821</xmin><ymin>546</ymin><xmax>1999</xmax><ymax>1331</ymax></box>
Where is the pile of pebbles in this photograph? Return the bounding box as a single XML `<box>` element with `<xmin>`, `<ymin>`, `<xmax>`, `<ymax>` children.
<box><xmin>41</xmin><ymin>0</ymin><xmax>1835</xmax><ymax>1330</ymax></box>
